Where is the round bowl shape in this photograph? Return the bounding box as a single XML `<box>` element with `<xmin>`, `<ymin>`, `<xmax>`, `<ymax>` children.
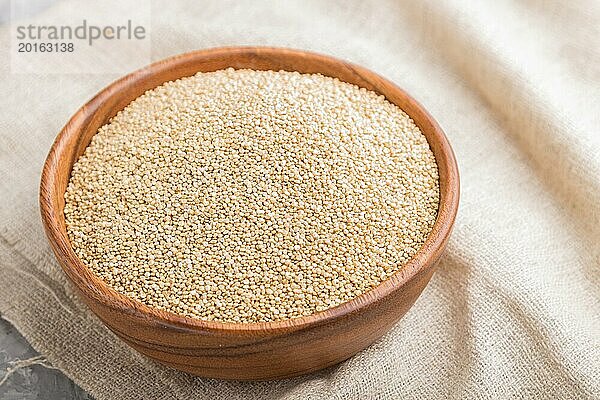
<box><xmin>40</xmin><ymin>47</ymin><xmax>459</xmax><ymax>380</ymax></box>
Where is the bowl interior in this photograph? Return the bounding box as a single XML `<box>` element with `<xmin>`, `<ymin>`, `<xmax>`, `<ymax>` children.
<box><xmin>40</xmin><ymin>47</ymin><xmax>459</xmax><ymax>332</ymax></box>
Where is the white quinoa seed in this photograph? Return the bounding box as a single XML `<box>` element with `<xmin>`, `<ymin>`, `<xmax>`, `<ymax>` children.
<box><xmin>64</xmin><ymin>69</ymin><xmax>440</xmax><ymax>323</ymax></box>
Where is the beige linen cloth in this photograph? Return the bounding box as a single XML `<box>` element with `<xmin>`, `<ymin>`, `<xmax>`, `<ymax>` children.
<box><xmin>1</xmin><ymin>0</ymin><xmax>599</xmax><ymax>398</ymax></box>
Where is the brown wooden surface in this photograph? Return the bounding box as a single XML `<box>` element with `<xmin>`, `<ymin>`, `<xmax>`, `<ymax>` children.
<box><xmin>39</xmin><ymin>47</ymin><xmax>460</xmax><ymax>380</ymax></box>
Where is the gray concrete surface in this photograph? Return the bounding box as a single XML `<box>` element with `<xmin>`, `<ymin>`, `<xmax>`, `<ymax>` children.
<box><xmin>0</xmin><ymin>317</ymin><xmax>92</xmax><ymax>400</ymax></box>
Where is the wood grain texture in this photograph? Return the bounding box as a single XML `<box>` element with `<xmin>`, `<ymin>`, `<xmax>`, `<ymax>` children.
<box><xmin>39</xmin><ymin>47</ymin><xmax>460</xmax><ymax>380</ymax></box>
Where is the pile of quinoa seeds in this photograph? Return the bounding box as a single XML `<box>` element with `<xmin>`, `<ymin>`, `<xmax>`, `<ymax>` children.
<box><xmin>64</xmin><ymin>68</ymin><xmax>440</xmax><ymax>323</ymax></box>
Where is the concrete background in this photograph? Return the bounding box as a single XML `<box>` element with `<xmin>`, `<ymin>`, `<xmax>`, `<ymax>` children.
<box><xmin>0</xmin><ymin>317</ymin><xmax>91</xmax><ymax>400</ymax></box>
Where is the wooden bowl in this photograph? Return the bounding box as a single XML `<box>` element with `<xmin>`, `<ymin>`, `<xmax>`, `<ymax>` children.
<box><xmin>40</xmin><ymin>47</ymin><xmax>459</xmax><ymax>380</ymax></box>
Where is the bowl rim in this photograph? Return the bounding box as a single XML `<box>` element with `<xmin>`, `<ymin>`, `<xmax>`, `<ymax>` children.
<box><xmin>40</xmin><ymin>46</ymin><xmax>459</xmax><ymax>334</ymax></box>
